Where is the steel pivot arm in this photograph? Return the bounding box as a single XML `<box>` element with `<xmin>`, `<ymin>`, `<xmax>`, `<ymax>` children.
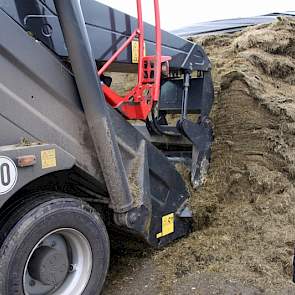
<box><xmin>98</xmin><ymin>0</ymin><xmax>171</xmax><ymax>120</ymax></box>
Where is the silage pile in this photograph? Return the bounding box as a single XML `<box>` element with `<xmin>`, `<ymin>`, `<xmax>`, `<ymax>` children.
<box><xmin>151</xmin><ymin>17</ymin><xmax>295</xmax><ymax>294</ymax></box>
<box><xmin>106</xmin><ymin>18</ymin><xmax>295</xmax><ymax>294</ymax></box>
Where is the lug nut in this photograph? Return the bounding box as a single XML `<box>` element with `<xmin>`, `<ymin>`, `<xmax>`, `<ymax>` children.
<box><xmin>69</xmin><ymin>264</ymin><xmax>77</xmax><ymax>272</ymax></box>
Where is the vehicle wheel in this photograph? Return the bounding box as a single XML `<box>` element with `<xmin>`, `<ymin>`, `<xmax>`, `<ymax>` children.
<box><xmin>0</xmin><ymin>194</ymin><xmax>110</xmax><ymax>295</ymax></box>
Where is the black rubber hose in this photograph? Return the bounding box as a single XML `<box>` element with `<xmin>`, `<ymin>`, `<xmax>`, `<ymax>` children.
<box><xmin>54</xmin><ymin>0</ymin><xmax>133</xmax><ymax>214</ymax></box>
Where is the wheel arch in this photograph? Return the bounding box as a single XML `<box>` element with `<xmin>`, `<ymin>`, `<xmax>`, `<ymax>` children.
<box><xmin>0</xmin><ymin>144</ymin><xmax>110</xmax><ymax>226</ymax></box>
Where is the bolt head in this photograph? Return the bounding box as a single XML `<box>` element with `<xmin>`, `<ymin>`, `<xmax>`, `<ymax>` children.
<box><xmin>129</xmin><ymin>212</ymin><xmax>138</xmax><ymax>224</ymax></box>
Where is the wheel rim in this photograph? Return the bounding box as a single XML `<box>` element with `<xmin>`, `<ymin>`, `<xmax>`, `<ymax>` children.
<box><xmin>23</xmin><ymin>228</ymin><xmax>92</xmax><ymax>295</ymax></box>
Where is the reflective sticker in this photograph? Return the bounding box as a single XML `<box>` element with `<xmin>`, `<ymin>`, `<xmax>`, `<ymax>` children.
<box><xmin>131</xmin><ymin>40</ymin><xmax>146</xmax><ymax>63</ymax></box>
<box><xmin>41</xmin><ymin>149</ymin><xmax>57</xmax><ymax>169</ymax></box>
<box><xmin>0</xmin><ymin>156</ymin><xmax>18</xmax><ymax>195</ymax></box>
<box><xmin>156</xmin><ymin>213</ymin><xmax>174</xmax><ymax>238</ymax></box>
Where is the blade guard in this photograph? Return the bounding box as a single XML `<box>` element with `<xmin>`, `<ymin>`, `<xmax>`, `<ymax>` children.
<box><xmin>178</xmin><ymin>116</ymin><xmax>214</xmax><ymax>189</ymax></box>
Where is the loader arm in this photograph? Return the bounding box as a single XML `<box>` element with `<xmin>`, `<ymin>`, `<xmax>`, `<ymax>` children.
<box><xmin>53</xmin><ymin>0</ymin><xmax>193</xmax><ymax>246</ymax></box>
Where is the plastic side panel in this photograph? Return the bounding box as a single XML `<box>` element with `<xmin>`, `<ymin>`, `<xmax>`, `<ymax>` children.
<box><xmin>0</xmin><ymin>9</ymin><xmax>105</xmax><ymax>189</ymax></box>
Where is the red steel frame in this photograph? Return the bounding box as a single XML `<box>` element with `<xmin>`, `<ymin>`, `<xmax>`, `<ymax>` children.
<box><xmin>97</xmin><ymin>0</ymin><xmax>171</xmax><ymax>120</ymax></box>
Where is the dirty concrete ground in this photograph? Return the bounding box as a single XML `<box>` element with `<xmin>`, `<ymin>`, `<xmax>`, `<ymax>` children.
<box><xmin>103</xmin><ymin>17</ymin><xmax>295</xmax><ymax>294</ymax></box>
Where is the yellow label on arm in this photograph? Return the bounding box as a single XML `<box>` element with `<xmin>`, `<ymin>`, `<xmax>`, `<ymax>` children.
<box><xmin>41</xmin><ymin>149</ymin><xmax>57</xmax><ymax>169</ymax></box>
<box><xmin>156</xmin><ymin>213</ymin><xmax>174</xmax><ymax>238</ymax></box>
<box><xmin>132</xmin><ymin>40</ymin><xmax>146</xmax><ymax>63</ymax></box>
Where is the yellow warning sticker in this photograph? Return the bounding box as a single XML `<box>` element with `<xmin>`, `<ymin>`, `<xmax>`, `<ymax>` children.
<box><xmin>131</xmin><ymin>40</ymin><xmax>146</xmax><ymax>63</ymax></box>
<box><xmin>41</xmin><ymin>149</ymin><xmax>57</xmax><ymax>169</ymax></box>
<box><xmin>156</xmin><ymin>213</ymin><xmax>174</xmax><ymax>238</ymax></box>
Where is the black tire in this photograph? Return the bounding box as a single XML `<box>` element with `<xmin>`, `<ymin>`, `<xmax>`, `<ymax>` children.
<box><xmin>0</xmin><ymin>193</ymin><xmax>110</xmax><ymax>295</ymax></box>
